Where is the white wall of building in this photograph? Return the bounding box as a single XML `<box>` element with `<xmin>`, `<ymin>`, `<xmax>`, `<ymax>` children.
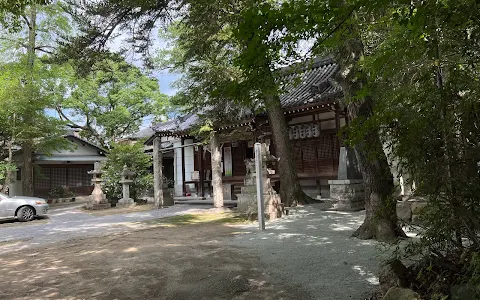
<box><xmin>9</xmin><ymin>136</ymin><xmax>105</xmax><ymax>197</ymax></box>
<box><xmin>53</xmin><ymin>138</ymin><xmax>101</xmax><ymax>156</ymax></box>
<box><xmin>173</xmin><ymin>138</ymin><xmax>196</xmax><ymax>197</ymax></box>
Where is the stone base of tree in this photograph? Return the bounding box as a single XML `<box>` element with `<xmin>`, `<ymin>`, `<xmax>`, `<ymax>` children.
<box><xmin>162</xmin><ymin>192</ymin><xmax>175</xmax><ymax>206</ymax></box>
<box><xmin>327</xmin><ymin>179</ymin><xmax>365</xmax><ymax>211</ymax></box>
<box><xmin>236</xmin><ymin>185</ymin><xmax>282</xmax><ymax>220</ymax></box>
<box><xmin>85</xmin><ymin>202</ymin><xmax>111</xmax><ymax>210</ymax></box>
<box><xmin>396</xmin><ymin>198</ymin><xmax>427</xmax><ymax>224</ymax></box>
<box><xmin>144</xmin><ymin>189</ymin><xmax>174</xmax><ymax>206</ymax></box>
<box><xmin>116</xmin><ymin>198</ymin><xmax>136</xmax><ymax>208</ymax></box>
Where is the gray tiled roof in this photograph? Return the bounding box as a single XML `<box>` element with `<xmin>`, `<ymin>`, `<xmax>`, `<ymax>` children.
<box><xmin>129</xmin><ymin>127</ymin><xmax>155</xmax><ymax>139</ymax></box>
<box><xmin>152</xmin><ymin>113</ymin><xmax>200</xmax><ymax>134</ymax></box>
<box><xmin>151</xmin><ymin>58</ymin><xmax>341</xmax><ymax>136</ymax></box>
<box><xmin>279</xmin><ymin>57</ymin><xmax>340</xmax><ymax>109</ymax></box>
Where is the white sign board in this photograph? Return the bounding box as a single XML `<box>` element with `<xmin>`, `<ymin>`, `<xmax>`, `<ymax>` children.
<box><xmin>224</xmin><ymin>146</ymin><xmax>232</xmax><ymax>176</ymax></box>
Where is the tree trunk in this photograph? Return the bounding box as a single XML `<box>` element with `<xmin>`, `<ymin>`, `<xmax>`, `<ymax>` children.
<box><xmin>347</xmin><ymin>99</ymin><xmax>405</xmax><ymax>242</ymax></box>
<box><xmin>265</xmin><ymin>94</ymin><xmax>314</xmax><ymax>207</ymax></box>
<box><xmin>333</xmin><ymin>28</ymin><xmax>405</xmax><ymax>242</ymax></box>
<box><xmin>153</xmin><ymin>136</ymin><xmax>164</xmax><ymax>208</ymax></box>
<box><xmin>22</xmin><ymin>4</ymin><xmax>36</xmax><ymax>196</ymax></box>
<box><xmin>22</xmin><ymin>143</ymin><xmax>34</xmax><ymax>196</ymax></box>
<box><xmin>2</xmin><ymin>140</ymin><xmax>14</xmax><ymax>194</ymax></box>
<box><xmin>210</xmin><ymin>131</ymin><xmax>224</xmax><ymax>208</ymax></box>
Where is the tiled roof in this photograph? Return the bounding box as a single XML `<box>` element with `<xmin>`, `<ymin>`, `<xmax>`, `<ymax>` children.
<box><xmin>150</xmin><ymin>58</ymin><xmax>341</xmax><ymax>136</ymax></box>
<box><xmin>152</xmin><ymin>113</ymin><xmax>200</xmax><ymax>134</ymax></box>
<box><xmin>279</xmin><ymin>57</ymin><xmax>341</xmax><ymax>109</ymax></box>
<box><xmin>130</xmin><ymin>127</ymin><xmax>155</xmax><ymax>139</ymax></box>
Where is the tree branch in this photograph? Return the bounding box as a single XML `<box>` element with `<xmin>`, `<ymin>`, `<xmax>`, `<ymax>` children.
<box><xmin>314</xmin><ymin>5</ymin><xmax>357</xmax><ymax>49</ymax></box>
<box><xmin>56</xmin><ymin>107</ymin><xmax>84</xmax><ymax>129</ymax></box>
<box><xmin>21</xmin><ymin>14</ymin><xmax>30</xmax><ymax>28</ymax></box>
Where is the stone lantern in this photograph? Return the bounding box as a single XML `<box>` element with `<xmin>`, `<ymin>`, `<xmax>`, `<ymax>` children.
<box><xmin>116</xmin><ymin>165</ymin><xmax>136</xmax><ymax>208</ymax></box>
<box><xmin>236</xmin><ymin>142</ymin><xmax>282</xmax><ymax>220</ymax></box>
<box><xmin>86</xmin><ymin>162</ymin><xmax>110</xmax><ymax>210</ymax></box>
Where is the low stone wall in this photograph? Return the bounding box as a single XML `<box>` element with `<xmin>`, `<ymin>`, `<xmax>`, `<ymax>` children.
<box><xmin>396</xmin><ymin>198</ymin><xmax>428</xmax><ymax>224</ymax></box>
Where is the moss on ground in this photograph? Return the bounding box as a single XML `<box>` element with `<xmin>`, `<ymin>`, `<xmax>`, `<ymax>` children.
<box><xmin>142</xmin><ymin>212</ymin><xmax>250</xmax><ymax>227</ymax></box>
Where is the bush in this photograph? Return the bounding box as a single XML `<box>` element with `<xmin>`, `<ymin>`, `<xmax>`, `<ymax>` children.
<box><xmin>49</xmin><ymin>186</ymin><xmax>74</xmax><ymax>199</ymax></box>
<box><xmin>102</xmin><ymin>142</ymin><xmax>153</xmax><ymax>205</ymax></box>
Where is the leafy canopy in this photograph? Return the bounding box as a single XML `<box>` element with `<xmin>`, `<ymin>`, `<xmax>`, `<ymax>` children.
<box><xmin>59</xmin><ymin>59</ymin><xmax>168</xmax><ymax>148</ymax></box>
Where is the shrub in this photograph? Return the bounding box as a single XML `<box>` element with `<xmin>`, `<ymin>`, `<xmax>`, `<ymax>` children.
<box><xmin>49</xmin><ymin>186</ymin><xmax>74</xmax><ymax>199</ymax></box>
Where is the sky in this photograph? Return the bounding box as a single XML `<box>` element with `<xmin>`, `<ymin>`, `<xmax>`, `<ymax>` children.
<box><xmin>154</xmin><ymin>71</ymin><xmax>180</xmax><ymax>97</ymax></box>
<box><xmin>104</xmin><ymin>28</ymin><xmax>181</xmax><ymax>129</ymax></box>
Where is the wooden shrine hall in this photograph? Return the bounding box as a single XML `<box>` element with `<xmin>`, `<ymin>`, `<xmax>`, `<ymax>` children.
<box><xmin>145</xmin><ymin>58</ymin><xmax>349</xmax><ymax>201</ymax></box>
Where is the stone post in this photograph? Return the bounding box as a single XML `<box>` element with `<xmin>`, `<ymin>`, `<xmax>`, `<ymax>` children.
<box><xmin>153</xmin><ymin>136</ymin><xmax>164</xmax><ymax>208</ymax></box>
<box><xmin>236</xmin><ymin>142</ymin><xmax>282</xmax><ymax>219</ymax></box>
<box><xmin>86</xmin><ymin>162</ymin><xmax>110</xmax><ymax>210</ymax></box>
<box><xmin>116</xmin><ymin>165</ymin><xmax>135</xmax><ymax>208</ymax></box>
<box><xmin>328</xmin><ymin>146</ymin><xmax>365</xmax><ymax>211</ymax></box>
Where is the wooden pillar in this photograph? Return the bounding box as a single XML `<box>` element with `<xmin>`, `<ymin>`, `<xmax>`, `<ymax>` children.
<box><xmin>210</xmin><ymin>131</ymin><xmax>224</xmax><ymax>208</ymax></box>
<box><xmin>198</xmin><ymin>144</ymin><xmax>205</xmax><ymax>197</ymax></box>
<box><xmin>153</xmin><ymin>136</ymin><xmax>164</xmax><ymax>208</ymax></box>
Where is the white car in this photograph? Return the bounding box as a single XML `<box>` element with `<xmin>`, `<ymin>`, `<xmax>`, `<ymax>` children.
<box><xmin>0</xmin><ymin>192</ymin><xmax>49</xmax><ymax>222</ymax></box>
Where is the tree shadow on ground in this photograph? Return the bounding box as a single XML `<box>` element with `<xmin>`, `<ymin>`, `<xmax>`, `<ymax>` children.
<box><xmin>0</xmin><ymin>213</ymin><xmax>310</xmax><ymax>300</ymax></box>
<box><xmin>227</xmin><ymin>204</ymin><xmax>386</xmax><ymax>300</ymax></box>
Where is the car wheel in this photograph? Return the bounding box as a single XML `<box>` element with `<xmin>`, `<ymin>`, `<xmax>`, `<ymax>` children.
<box><xmin>17</xmin><ymin>206</ymin><xmax>35</xmax><ymax>222</ymax></box>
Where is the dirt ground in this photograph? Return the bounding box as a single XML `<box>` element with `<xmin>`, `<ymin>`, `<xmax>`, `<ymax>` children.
<box><xmin>0</xmin><ymin>214</ymin><xmax>311</xmax><ymax>300</ymax></box>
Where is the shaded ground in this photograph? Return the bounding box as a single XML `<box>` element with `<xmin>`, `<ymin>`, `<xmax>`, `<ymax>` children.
<box><xmin>0</xmin><ymin>214</ymin><xmax>310</xmax><ymax>300</ymax></box>
<box><xmin>0</xmin><ymin>217</ymin><xmax>49</xmax><ymax>228</ymax></box>
<box><xmin>0</xmin><ymin>204</ymin><xmax>208</xmax><ymax>254</ymax></box>
<box><xmin>0</xmin><ymin>204</ymin><xmax>387</xmax><ymax>300</ymax></box>
<box><xmin>82</xmin><ymin>203</ymin><xmax>157</xmax><ymax>216</ymax></box>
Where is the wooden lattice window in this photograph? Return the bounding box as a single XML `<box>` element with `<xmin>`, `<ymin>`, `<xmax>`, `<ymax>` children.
<box><xmin>50</xmin><ymin>168</ymin><xmax>67</xmax><ymax>188</ymax></box>
<box><xmin>34</xmin><ymin>167</ymin><xmax>50</xmax><ymax>190</ymax></box>
<box><xmin>67</xmin><ymin>167</ymin><xmax>91</xmax><ymax>187</ymax></box>
<box><xmin>302</xmin><ymin>142</ymin><xmax>317</xmax><ymax>173</ymax></box>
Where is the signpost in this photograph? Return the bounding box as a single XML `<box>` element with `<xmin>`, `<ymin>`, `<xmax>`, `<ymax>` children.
<box><xmin>254</xmin><ymin>143</ymin><xmax>265</xmax><ymax>230</ymax></box>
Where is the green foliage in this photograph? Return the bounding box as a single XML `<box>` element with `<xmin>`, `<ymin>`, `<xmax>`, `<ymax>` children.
<box><xmin>155</xmin><ymin>16</ymin><xmax>255</xmax><ymax>130</ymax></box>
<box><xmin>0</xmin><ymin>162</ymin><xmax>17</xmax><ymax>185</ymax></box>
<box><xmin>102</xmin><ymin>142</ymin><xmax>153</xmax><ymax>205</ymax></box>
<box><xmin>0</xmin><ymin>0</ymin><xmax>48</xmax><ymax>15</ymax></box>
<box><xmin>49</xmin><ymin>186</ymin><xmax>74</xmax><ymax>199</ymax></box>
<box><xmin>59</xmin><ymin>59</ymin><xmax>168</xmax><ymax>148</ymax></box>
<box><xmin>0</xmin><ymin>59</ymin><xmax>69</xmax><ymax>157</ymax></box>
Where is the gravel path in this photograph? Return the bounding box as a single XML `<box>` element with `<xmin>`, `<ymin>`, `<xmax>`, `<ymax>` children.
<box><xmin>0</xmin><ymin>204</ymin><xmax>207</xmax><ymax>254</ymax></box>
<box><xmin>1</xmin><ymin>202</ymin><xmax>387</xmax><ymax>299</ymax></box>
<box><xmin>229</xmin><ymin>204</ymin><xmax>386</xmax><ymax>300</ymax></box>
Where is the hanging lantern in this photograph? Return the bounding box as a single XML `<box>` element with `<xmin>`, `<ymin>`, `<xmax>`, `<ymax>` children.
<box><xmin>305</xmin><ymin>124</ymin><xmax>313</xmax><ymax>138</ymax></box>
<box><xmin>299</xmin><ymin>124</ymin><xmax>306</xmax><ymax>139</ymax></box>
<box><xmin>292</xmin><ymin>125</ymin><xmax>299</xmax><ymax>139</ymax></box>
<box><xmin>312</xmin><ymin>123</ymin><xmax>320</xmax><ymax>137</ymax></box>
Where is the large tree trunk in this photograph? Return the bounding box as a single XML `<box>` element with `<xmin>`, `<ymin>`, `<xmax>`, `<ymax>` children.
<box><xmin>153</xmin><ymin>136</ymin><xmax>164</xmax><ymax>208</ymax></box>
<box><xmin>265</xmin><ymin>94</ymin><xmax>314</xmax><ymax>207</ymax></box>
<box><xmin>2</xmin><ymin>140</ymin><xmax>14</xmax><ymax>194</ymax></box>
<box><xmin>210</xmin><ymin>131</ymin><xmax>224</xmax><ymax>208</ymax></box>
<box><xmin>334</xmin><ymin>31</ymin><xmax>405</xmax><ymax>242</ymax></box>
<box><xmin>347</xmin><ymin>99</ymin><xmax>406</xmax><ymax>242</ymax></box>
<box><xmin>21</xmin><ymin>5</ymin><xmax>37</xmax><ymax>196</ymax></box>
<box><xmin>22</xmin><ymin>143</ymin><xmax>34</xmax><ymax>196</ymax></box>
